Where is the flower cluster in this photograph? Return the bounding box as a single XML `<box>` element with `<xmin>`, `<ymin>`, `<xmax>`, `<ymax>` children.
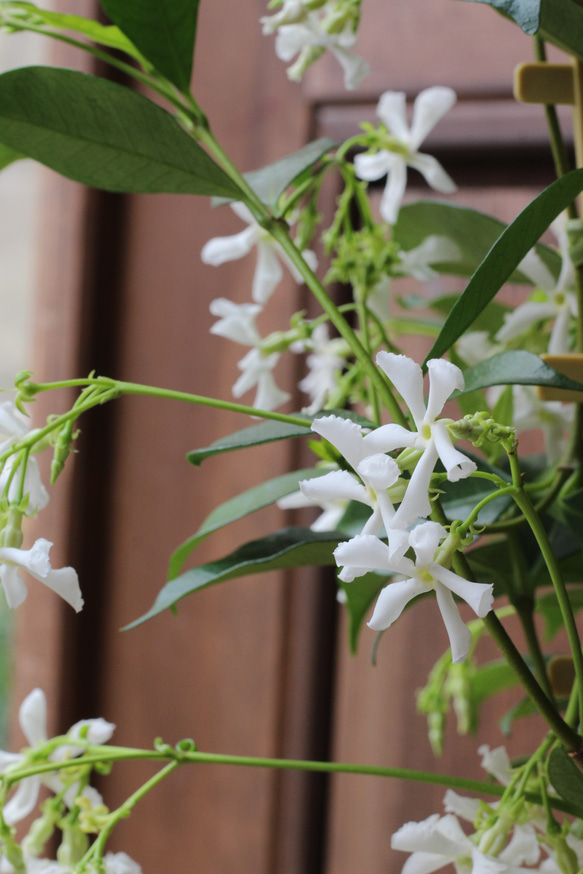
<box><xmin>298</xmin><ymin>352</ymin><xmax>493</xmax><ymax>663</ymax></box>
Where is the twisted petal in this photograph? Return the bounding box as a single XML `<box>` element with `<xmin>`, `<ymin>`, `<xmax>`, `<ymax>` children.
<box><xmin>209</xmin><ymin>299</ymin><xmax>262</xmax><ymax>347</ymax></box>
<box><xmin>353</xmin><ymin>150</ymin><xmax>392</xmax><ymax>182</ymax></box>
<box><xmin>392</xmin><ymin>814</ymin><xmax>469</xmax><ymax>856</ymax></box>
<box><xmin>435</xmin><ymin>583</ymin><xmax>471</xmax><ymax>663</ymax></box>
<box><xmin>300</xmin><ymin>470</ymin><xmax>370</xmax><ymax>505</ymax></box>
<box><xmin>32</xmin><ymin>567</ymin><xmax>83</xmax><ymax>614</ymax></box>
<box><xmin>470</xmin><ymin>849</ymin><xmax>506</xmax><ymax>874</ymax></box>
<box><xmin>499</xmin><ymin>825</ymin><xmax>540</xmax><ymax>867</ymax></box>
<box><xmin>443</xmin><ymin>789</ymin><xmax>482</xmax><ymax>822</ymax></box>
<box><xmin>433</xmin><ymin>565</ymin><xmax>493</xmax><ymax>617</ymax></box>
<box><xmin>53</xmin><ymin>717</ymin><xmax>116</xmax><ymax>761</ymax></box>
<box><xmin>390</xmin><ymin>441</ymin><xmax>438</xmax><ymax>528</ymax></box>
<box><xmin>432</xmin><ymin>422</ymin><xmax>477</xmax><ymax>482</ymax></box>
<box><xmin>363</xmin><ymin>422</ymin><xmax>417</xmax><ymax>454</ymax></box>
<box><xmin>334</xmin><ymin>533</ymin><xmax>392</xmax><ymax>575</ymax></box>
<box><xmin>409</xmin><ymin>152</ymin><xmax>457</xmax><ymax>194</ymax></box>
<box><xmin>329</xmin><ymin>46</ymin><xmax>370</xmax><ymax>90</ymax></box>
<box><xmin>425</xmin><ymin>359</ymin><xmax>464</xmax><ymax>423</ymax></box>
<box><xmin>380</xmin><ymin>155</ymin><xmax>408</xmax><ymax>225</ymax></box>
<box><xmin>496</xmin><ymin>300</ymin><xmax>558</xmax><ymax>342</ymax></box>
<box><xmin>478</xmin><ymin>745</ymin><xmax>512</xmax><ymax>785</ymax></box>
<box><xmin>368</xmin><ymin>576</ymin><xmax>431</xmax><ymax>631</ymax></box>
<box><xmin>311</xmin><ymin>415</ymin><xmax>367</xmax><ymax>471</ymax></box>
<box><xmin>409</xmin><ymin>87</ymin><xmax>457</xmax><ymax>150</ymax></box>
<box><xmin>0</xmin><ymin>402</ymin><xmax>29</xmax><ymax>441</ymax></box>
<box><xmin>377</xmin><ymin>91</ymin><xmax>410</xmax><ymax>141</ymax></box>
<box><xmin>19</xmin><ymin>688</ymin><xmax>48</xmax><ymax>746</ymax></box>
<box><xmin>274</xmin><ymin>23</ymin><xmax>313</xmax><ymax>60</ymax></box>
<box><xmin>357</xmin><ymin>453</ymin><xmax>400</xmax><ymax>491</ymax></box>
<box><xmin>376</xmin><ymin>352</ymin><xmax>426</xmax><ymax>427</ymax></box>
<box><xmin>103</xmin><ymin>852</ymin><xmax>143</xmax><ymax>874</ymax></box>
<box><xmin>3</xmin><ymin>775</ymin><xmax>41</xmax><ymax>825</ymax></box>
<box><xmin>252</xmin><ymin>241</ymin><xmax>284</xmax><ymax>304</ymax></box>
<box><xmin>409</xmin><ymin>521</ymin><xmax>446</xmax><ymax>566</ymax></box>
<box><xmin>200</xmin><ymin>225</ymin><xmax>257</xmax><ymax>266</ymax></box>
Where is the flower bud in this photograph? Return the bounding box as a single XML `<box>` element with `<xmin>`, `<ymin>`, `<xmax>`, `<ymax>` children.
<box><xmin>57</xmin><ymin>821</ymin><xmax>89</xmax><ymax>866</ymax></box>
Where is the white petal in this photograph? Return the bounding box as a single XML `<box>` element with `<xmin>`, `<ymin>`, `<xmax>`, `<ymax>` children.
<box><xmin>390</xmin><ymin>442</ymin><xmax>438</xmax><ymax>528</ymax></box>
<box><xmin>363</xmin><ymin>422</ymin><xmax>417</xmax><ymax>454</ymax></box>
<box><xmin>409</xmin><ymin>521</ymin><xmax>446</xmax><ymax>566</ymax></box>
<box><xmin>0</xmin><ymin>538</ymin><xmax>51</xmax><ymax>577</ymax></box>
<box><xmin>200</xmin><ymin>226</ymin><xmax>257</xmax><ymax>266</ymax></box>
<box><xmin>432</xmin><ymin>422</ymin><xmax>477</xmax><ymax>483</ymax></box>
<box><xmin>3</xmin><ymin>776</ymin><xmax>41</xmax><ymax>825</ymax></box>
<box><xmin>310</xmin><ymin>504</ymin><xmax>347</xmax><ymax>532</ymax></box>
<box><xmin>329</xmin><ymin>46</ymin><xmax>370</xmax><ymax>90</ymax></box>
<box><xmin>470</xmin><ymin>849</ymin><xmax>506</xmax><ymax>874</ymax></box>
<box><xmin>209</xmin><ymin>299</ymin><xmax>262</xmax><ymax>346</ymax></box>
<box><xmin>402</xmin><ymin>853</ymin><xmax>456</xmax><ymax>874</ymax></box>
<box><xmin>399</xmin><ymin>236</ymin><xmax>460</xmax><ymax>280</ymax></box>
<box><xmin>104</xmin><ymin>852</ymin><xmax>143</xmax><ymax>874</ymax></box>
<box><xmin>495</xmin><ymin>300</ymin><xmax>558</xmax><ymax>342</ymax></box>
<box><xmin>68</xmin><ymin>716</ymin><xmax>116</xmax><ymax>746</ymax></box>
<box><xmin>353</xmin><ymin>150</ymin><xmax>392</xmax><ymax>182</ymax></box>
<box><xmin>253</xmin><ymin>371</ymin><xmax>291</xmax><ymax>412</ymax></box>
<box><xmin>368</xmin><ymin>576</ymin><xmax>431</xmax><ymax>630</ymax></box>
<box><xmin>19</xmin><ymin>688</ymin><xmax>48</xmax><ymax>746</ymax></box>
<box><xmin>376</xmin><ymin>352</ymin><xmax>426</xmax><ymax>427</ymax></box>
<box><xmin>311</xmin><ymin>415</ymin><xmax>367</xmax><ymax>471</ymax></box>
<box><xmin>443</xmin><ymin>789</ymin><xmax>481</xmax><ymax>822</ymax></box>
<box><xmin>252</xmin><ymin>242</ymin><xmax>284</xmax><ymax>304</ymax></box>
<box><xmin>0</xmin><ymin>564</ymin><xmax>28</xmax><ymax>608</ymax></box>
<box><xmin>425</xmin><ymin>359</ymin><xmax>464</xmax><ymax>422</ymax></box>
<box><xmin>548</xmin><ymin>303</ymin><xmax>572</xmax><ymax>355</ymax></box>
<box><xmin>0</xmin><ymin>402</ymin><xmax>29</xmax><ymax>440</ymax></box>
<box><xmin>517</xmin><ymin>249</ymin><xmax>555</xmax><ymax>291</ymax></box>
<box><xmin>300</xmin><ymin>470</ymin><xmax>370</xmax><ymax>505</ymax></box>
<box><xmin>433</xmin><ymin>565</ymin><xmax>493</xmax><ymax>617</ymax></box>
<box><xmin>0</xmin><ymin>751</ymin><xmax>22</xmax><ymax>772</ymax></box>
<box><xmin>0</xmin><ymin>457</ymin><xmax>50</xmax><ymax>515</ymax></box>
<box><xmin>274</xmin><ymin>23</ymin><xmax>313</xmax><ymax>60</ymax></box>
<box><xmin>392</xmin><ymin>814</ymin><xmax>468</xmax><ymax>856</ymax></box>
<box><xmin>380</xmin><ymin>156</ymin><xmax>408</xmax><ymax>225</ymax></box>
<box><xmin>478</xmin><ymin>745</ymin><xmax>512</xmax><ymax>785</ymax></box>
<box><xmin>499</xmin><ymin>825</ymin><xmax>540</xmax><ymax>867</ymax></box>
<box><xmin>409</xmin><ymin>153</ymin><xmax>457</xmax><ymax>194</ymax></box>
<box><xmin>435</xmin><ymin>583</ymin><xmax>471</xmax><ymax>663</ymax></box>
<box><xmin>357</xmin><ymin>454</ymin><xmax>400</xmax><ymax>491</ymax></box>
<box><xmin>409</xmin><ymin>87</ymin><xmax>457</xmax><ymax>150</ymax></box>
<box><xmin>230</xmin><ymin>202</ymin><xmax>255</xmax><ymax>224</ymax></box>
<box><xmin>377</xmin><ymin>91</ymin><xmax>410</xmax><ymax>141</ymax></box>
<box><xmin>31</xmin><ymin>567</ymin><xmax>83</xmax><ymax>614</ymax></box>
<box><xmin>334</xmin><ymin>533</ymin><xmax>392</xmax><ymax>575</ymax></box>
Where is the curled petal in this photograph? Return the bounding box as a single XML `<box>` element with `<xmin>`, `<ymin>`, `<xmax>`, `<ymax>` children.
<box><xmin>19</xmin><ymin>688</ymin><xmax>48</xmax><ymax>747</ymax></box>
<box><xmin>329</xmin><ymin>46</ymin><xmax>370</xmax><ymax>91</ymax></box>
<box><xmin>363</xmin><ymin>422</ymin><xmax>417</xmax><ymax>454</ymax></box>
<box><xmin>377</xmin><ymin>91</ymin><xmax>410</xmax><ymax>141</ymax></box>
<box><xmin>478</xmin><ymin>745</ymin><xmax>512</xmax><ymax>785</ymax></box>
<box><xmin>399</xmin><ymin>236</ymin><xmax>460</xmax><ymax>281</ymax></box>
<box><xmin>32</xmin><ymin>567</ymin><xmax>83</xmax><ymax>614</ymax></box>
<box><xmin>376</xmin><ymin>352</ymin><xmax>426</xmax><ymax>427</ymax></box>
<box><xmin>300</xmin><ymin>470</ymin><xmax>370</xmax><ymax>505</ymax></box>
<box><xmin>3</xmin><ymin>775</ymin><xmax>41</xmax><ymax>825</ymax></box>
<box><xmin>499</xmin><ymin>824</ymin><xmax>540</xmax><ymax>867</ymax></box>
<box><xmin>357</xmin><ymin>453</ymin><xmax>400</xmax><ymax>491</ymax></box>
<box><xmin>0</xmin><ymin>402</ymin><xmax>29</xmax><ymax>441</ymax></box>
<box><xmin>368</xmin><ymin>576</ymin><xmax>431</xmax><ymax>631</ymax></box>
<box><xmin>432</xmin><ymin>422</ymin><xmax>477</xmax><ymax>482</ymax></box>
<box><xmin>103</xmin><ymin>852</ymin><xmax>143</xmax><ymax>874</ymax></box>
<box><xmin>443</xmin><ymin>789</ymin><xmax>482</xmax><ymax>822</ymax></box>
<box><xmin>409</xmin><ymin>152</ymin><xmax>457</xmax><ymax>194</ymax></box>
<box><xmin>311</xmin><ymin>415</ymin><xmax>367</xmax><ymax>471</ymax></box>
<box><xmin>200</xmin><ymin>226</ymin><xmax>257</xmax><ymax>266</ymax></box>
<box><xmin>435</xmin><ymin>583</ymin><xmax>471</xmax><ymax>663</ymax></box>
<box><xmin>390</xmin><ymin>441</ymin><xmax>438</xmax><ymax>528</ymax></box>
<box><xmin>353</xmin><ymin>150</ymin><xmax>392</xmax><ymax>182</ymax></box>
<box><xmin>409</xmin><ymin>87</ymin><xmax>457</xmax><ymax>150</ymax></box>
<box><xmin>209</xmin><ymin>299</ymin><xmax>262</xmax><ymax>346</ymax></box>
<box><xmin>518</xmin><ymin>248</ymin><xmax>555</xmax><ymax>291</ymax></box>
<box><xmin>252</xmin><ymin>242</ymin><xmax>284</xmax><ymax>304</ymax></box>
<box><xmin>334</xmin><ymin>533</ymin><xmax>392</xmax><ymax>576</ymax></box>
<box><xmin>392</xmin><ymin>814</ymin><xmax>469</xmax><ymax>856</ymax></box>
<box><xmin>470</xmin><ymin>849</ymin><xmax>506</xmax><ymax>874</ymax></box>
<box><xmin>433</xmin><ymin>565</ymin><xmax>493</xmax><ymax>617</ymax></box>
<box><xmin>401</xmin><ymin>853</ymin><xmax>455</xmax><ymax>874</ymax></box>
<box><xmin>379</xmin><ymin>155</ymin><xmax>408</xmax><ymax>225</ymax></box>
<box><xmin>409</xmin><ymin>521</ymin><xmax>446</xmax><ymax>566</ymax></box>
<box><xmin>496</xmin><ymin>300</ymin><xmax>558</xmax><ymax>343</ymax></box>
<box><xmin>425</xmin><ymin>359</ymin><xmax>464</xmax><ymax>423</ymax></box>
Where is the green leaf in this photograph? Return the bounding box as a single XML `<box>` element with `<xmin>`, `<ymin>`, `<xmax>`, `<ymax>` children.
<box><xmin>168</xmin><ymin>467</ymin><xmax>327</xmax><ymax>578</ymax></box>
<box><xmin>214</xmin><ymin>137</ymin><xmax>337</xmax><ymax>211</ymax></box>
<box><xmin>472</xmin><ymin>660</ymin><xmax>519</xmax><ymax>706</ymax></box>
<box><xmin>0</xmin><ymin>67</ymin><xmax>240</xmax><ymax>197</ymax></box>
<box><xmin>499</xmin><ymin>697</ymin><xmax>537</xmax><ymax>735</ymax></box>
<box><xmin>393</xmin><ymin>200</ymin><xmax>560</xmax><ymax>281</ymax></box>
<box><xmin>341</xmin><ymin>572</ymin><xmax>389</xmax><ymax>655</ymax></box>
<box><xmin>538</xmin><ymin>585</ymin><xmax>583</xmax><ymax>641</ymax></box>
<box><xmin>100</xmin><ymin>0</ymin><xmax>200</xmax><ymax>91</ymax></box>
<box><xmin>0</xmin><ymin>141</ymin><xmax>23</xmax><ymax>171</ymax></box>
<box><xmin>5</xmin><ymin>2</ymin><xmax>144</xmax><ymax>58</ymax></box>
<box><xmin>454</xmin><ymin>0</ymin><xmax>540</xmax><ymax>33</ymax></box>
<box><xmin>467</xmin><ymin>540</ymin><xmax>512</xmax><ymax>598</ymax></box>
<box><xmin>425</xmin><ymin>169</ymin><xmax>583</xmax><ymax>362</ymax></box>
<box><xmin>187</xmin><ymin>410</ymin><xmax>374</xmax><ymax>466</ymax></box>
<box><xmin>548</xmin><ymin>745</ymin><xmax>583</xmax><ymax>809</ymax></box>
<box><xmin>441</xmin><ymin>476</ymin><xmax>512</xmax><ymax>527</ymax></box>
<box><xmin>460</xmin><ymin>351</ymin><xmax>583</xmax><ymax>395</ymax></box>
<box><xmin>491</xmin><ymin>384</ymin><xmax>514</xmax><ymax>428</ymax></box>
<box><xmin>126</xmin><ymin>527</ymin><xmax>343</xmax><ymax>628</ymax></box>
<box><xmin>428</xmin><ymin>295</ymin><xmax>512</xmax><ymax>335</ymax></box>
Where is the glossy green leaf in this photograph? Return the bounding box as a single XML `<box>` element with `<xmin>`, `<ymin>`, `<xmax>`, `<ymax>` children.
<box><xmin>0</xmin><ymin>67</ymin><xmax>240</xmax><ymax>197</ymax></box>
<box><xmin>341</xmin><ymin>572</ymin><xmax>389</xmax><ymax>655</ymax></box>
<box><xmin>427</xmin><ymin>295</ymin><xmax>512</xmax><ymax>335</ymax></box>
<box><xmin>454</xmin><ymin>0</ymin><xmax>540</xmax><ymax>32</ymax></box>
<box><xmin>214</xmin><ymin>137</ymin><xmax>337</xmax><ymax>211</ymax></box>
<box><xmin>126</xmin><ymin>527</ymin><xmax>342</xmax><ymax>628</ymax></box>
<box><xmin>168</xmin><ymin>467</ymin><xmax>327</xmax><ymax>578</ymax></box>
<box><xmin>393</xmin><ymin>200</ymin><xmax>560</xmax><ymax>281</ymax></box>
<box><xmin>460</xmin><ymin>351</ymin><xmax>583</xmax><ymax>395</ymax></box>
<box><xmin>548</xmin><ymin>745</ymin><xmax>583</xmax><ymax>809</ymax></box>
<box><xmin>441</xmin><ymin>476</ymin><xmax>512</xmax><ymax>527</ymax></box>
<box><xmin>467</xmin><ymin>540</ymin><xmax>512</xmax><ymax>598</ymax></box>
<box><xmin>425</xmin><ymin>169</ymin><xmax>583</xmax><ymax>362</ymax></box>
<box><xmin>0</xmin><ymin>141</ymin><xmax>23</xmax><ymax>171</ymax></box>
<box><xmin>4</xmin><ymin>2</ymin><xmax>144</xmax><ymax>58</ymax></box>
<box><xmin>187</xmin><ymin>410</ymin><xmax>374</xmax><ymax>466</ymax></box>
<box><xmin>100</xmin><ymin>0</ymin><xmax>200</xmax><ymax>91</ymax></box>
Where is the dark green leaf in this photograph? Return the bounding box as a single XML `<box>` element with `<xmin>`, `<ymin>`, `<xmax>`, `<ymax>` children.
<box><xmin>472</xmin><ymin>660</ymin><xmax>518</xmax><ymax>705</ymax></box>
<box><xmin>467</xmin><ymin>540</ymin><xmax>512</xmax><ymax>598</ymax></box>
<box><xmin>549</xmin><ymin>491</ymin><xmax>583</xmax><ymax>540</ymax></box>
<box><xmin>538</xmin><ymin>586</ymin><xmax>583</xmax><ymax>641</ymax></box>
<box><xmin>428</xmin><ymin>295</ymin><xmax>512</xmax><ymax>335</ymax></box>
<box><xmin>441</xmin><ymin>476</ymin><xmax>512</xmax><ymax>527</ymax></box>
<box><xmin>548</xmin><ymin>745</ymin><xmax>583</xmax><ymax>808</ymax></box>
<box><xmin>454</xmin><ymin>0</ymin><xmax>540</xmax><ymax>33</ymax></box>
<box><xmin>100</xmin><ymin>0</ymin><xmax>200</xmax><ymax>91</ymax></box>
<box><xmin>425</xmin><ymin>169</ymin><xmax>583</xmax><ymax>362</ymax></box>
<box><xmin>341</xmin><ymin>572</ymin><xmax>389</xmax><ymax>655</ymax></box>
<box><xmin>491</xmin><ymin>384</ymin><xmax>514</xmax><ymax>428</ymax></box>
<box><xmin>499</xmin><ymin>697</ymin><xmax>537</xmax><ymax>735</ymax></box>
<box><xmin>460</xmin><ymin>351</ymin><xmax>583</xmax><ymax>395</ymax></box>
<box><xmin>126</xmin><ymin>527</ymin><xmax>343</xmax><ymax>628</ymax></box>
<box><xmin>393</xmin><ymin>200</ymin><xmax>560</xmax><ymax>281</ymax></box>
<box><xmin>168</xmin><ymin>467</ymin><xmax>327</xmax><ymax>578</ymax></box>
<box><xmin>0</xmin><ymin>67</ymin><xmax>240</xmax><ymax>197</ymax></box>
<box><xmin>0</xmin><ymin>142</ymin><xmax>23</xmax><ymax>171</ymax></box>
<box><xmin>187</xmin><ymin>410</ymin><xmax>375</xmax><ymax>466</ymax></box>
<box><xmin>214</xmin><ymin>137</ymin><xmax>337</xmax><ymax>211</ymax></box>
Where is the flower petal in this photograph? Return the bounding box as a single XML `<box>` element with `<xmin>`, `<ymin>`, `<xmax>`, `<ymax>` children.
<box><xmin>435</xmin><ymin>583</ymin><xmax>471</xmax><ymax>663</ymax></box>
<box><xmin>517</xmin><ymin>248</ymin><xmax>555</xmax><ymax>291</ymax></box>
<box><xmin>399</xmin><ymin>236</ymin><xmax>460</xmax><ymax>281</ymax></box>
<box><xmin>409</xmin><ymin>87</ymin><xmax>457</xmax><ymax>150</ymax></box>
<box><xmin>353</xmin><ymin>150</ymin><xmax>392</xmax><ymax>182</ymax></box>
<box><xmin>30</xmin><ymin>567</ymin><xmax>83</xmax><ymax>614</ymax></box>
<box><xmin>3</xmin><ymin>776</ymin><xmax>41</xmax><ymax>825</ymax></box>
<box><xmin>392</xmin><ymin>814</ymin><xmax>468</xmax><ymax>856</ymax></box>
<box><xmin>329</xmin><ymin>45</ymin><xmax>370</xmax><ymax>90</ymax></box>
<box><xmin>443</xmin><ymin>789</ymin><xmax>482</xmax><ymax>822</ymax></box>
<box><xmin>432</xmin><ymin>422</ymin><xmax>477</xmax><ymax>482</ymax></box>
<box><xmin>425</xmin><ymin>359</ymin><xmax>464</xmax><ymax>423</ymax></box>
<box><xmin>200</xmin><ymin>226</ymin><xmax>257</xmax><ymax>266</ymax></box>
<box><xmin>478</xmin><ymin>745</ymin><xmax>512</xmax><ymax>785</ymax></box>
<box><xmin>363</xmin><ymin>422</ymin><xmax>417</xmax><ymax>454</ymax></box>
<box><xmin>252</xmin><ymin>241</ymin><xmax>284</xmax><ymax>304</ymax></box>
<box><xmin>377</xmin><ymin>91</ymin><xmax>410</xmax><ymax>141</ymax></box>
<box><xmin>390</xmin><ymin>441</ymin><xmax>438</xmax><ymax>528</ymax></box>
<box><xmin>300</xmin><ymin>470</ymin><xmax>370</xmax><ymax>505</ymax></box>
<box><xmin>495</xmin><ymin>300</ymin><xmax>558</xmax><ymax>342</ymax></box>
<box><xmin>380</xmin><ymin>156</ymin><xmax>408</xmax><ymax>225</ymax></box>
<box><xmin>401</xmin><ymin>852</ymin><xmax>455</xmax><ymax>874</ymax></box>
<box><xmin>334</xmin><ymin>533</ymin><xmax>392</xmax><ymax>575</ymax></box>
<box><xmin>368</xmin><ymin>576</ymin><xmax>431</xmax><ymax>630</ymax></box>
<box><xmin>376</xmin><ymin>352</ymin><xmax>426</xmax><ymax>427</ymax></box>
<box><xmin>433</xmin><ymin>565</ymin><xmax>493</xmax><ymax>618</ymax></box>
<box><xmin>357</xmin><ymin>453</ymin><xmax>400</xmax><ymax>491</ymax></box>
<box><xmin>311</xmin><ymin>415</ymin><xmax>367</xmax><ymax>471</ymax></box>
<box><xmin>548</xmin><ymin>303</ymin><xmax>572</xmax><ymax>355</ymax></box>
<box><xmin>0</xmin><ymin>564</ymin><xmax>28</xmax><ymax>608</ymax></box>
<box><xmin>408</xmin><ymin>152</ymin><xmax>457</xmax><ymax>194</ymax></box>
<box><xmin>409</xmin><ymin>521</ymin><xmax>446</xmax><ymax>566</ymax></box>
<box><xmin>499</xmin><ymin>824</ymin><xmax>540</xmax><ymax>867</ymax></box>
<box><xmin>19</xmin><ymin>688</ymin><xmax>48</xmax><ymax>746</ymax></box>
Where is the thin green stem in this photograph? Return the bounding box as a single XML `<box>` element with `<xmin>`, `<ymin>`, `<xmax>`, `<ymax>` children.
<box><xmin>509</xmin><ymin>451</ymin><xmax>583</xmax><ymax>733</ymax></box>
<box><xmin>458</xmin><ymin>485</ymin><xmax>515</xmax><ymax>535</ymax></box>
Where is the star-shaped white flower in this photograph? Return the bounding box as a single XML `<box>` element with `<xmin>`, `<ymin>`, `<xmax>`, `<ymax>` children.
<box><xmin>354</xmin><ymin>87</ymin><xmax>457</xmax><ymax>225</ymax></box>
<box><xmin>201</xmin><ymin>203</ymin><xmax>317</xmax><ymax>305</ymax></box>
<box><xmin>372</xmin><ymin>352</ymin><xmax>477</xmax><ymax>529</ymax></box>
<box><xmin>334</xmin><ymin>521</ymin><xmax>493</xmax><ymax>662</ymax></box>
<box><xmin>209</xmin><ymin>298</ymin><xmax>263</xmax><ymax>347</ymax></box>
<box><xmin>292</xmin><ymin>324</ymin><xmax>347</xmax><ymax>414</ymax></box>
<box><xmin>0</xmin><ymin>689</ymin><xmax>114</xmax><ymax>825</ymax></box>
<box><xmin>0</xmin><ymin>538</ymin><xmax>82</xmax><ymax>611</ymax></box>
<box><xmin>0</xmin><ymin>402</ymin><xmax>49</xmax><ymax>514</ymax></box>
<box><xmin>496</xmin><ymin>214</ymin><xmax>577</xmax><ymax>355</ymax></box>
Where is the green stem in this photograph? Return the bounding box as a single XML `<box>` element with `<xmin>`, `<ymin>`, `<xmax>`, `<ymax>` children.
<box><xmin>458</xmin><ymin>485</ymin><xmax>515</xmax><ymax>534</ymax></box>
<box><xmin>509</xmin><ymin>451</ymin><xmax>583</xmax><ymax>733</ymax></box>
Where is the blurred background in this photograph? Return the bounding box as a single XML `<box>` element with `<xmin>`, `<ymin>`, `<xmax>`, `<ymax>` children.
<box><xmin>0</xmin><ymin>1</ymin><xmax>575</xmax><ymax>871</ymax></box>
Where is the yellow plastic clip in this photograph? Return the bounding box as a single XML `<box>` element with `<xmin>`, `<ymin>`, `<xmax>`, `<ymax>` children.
<box><xmin>537</xmin><ymin>353</ymin><xmax>583</xmax><ymax>402</ymax></box>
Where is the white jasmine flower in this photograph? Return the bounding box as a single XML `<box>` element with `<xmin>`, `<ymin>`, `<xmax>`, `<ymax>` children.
<box><xmin>354</xmin><ymin>87</ymin><xmax>457</xmax><ymax>224</ymax></box>
<box><xmin>0</xmin><ymin>402</ymin><xmax>49</xmax><ymax>514</ymax></box>
<box><xmin>0</xmin><ymin>689</ymin><xmax>115</xmax><ymax>825</ymax></box>
<box><xmin>335</xmin><ymin>521</ymin><xmax>493</xmax><ymax>662</ymax></box>
<box><xmin>299</xmin><ymin>415</ymin><xmax>407</xmax><ymax>577</ymax></box>
<box><xmin>0</xmin><ymin>538</ymin><xmax>82</xmax><ymax>611</ymax></box>
<box><xmin>209</xmin><ymin>298</ymin><xmax>263</xmax><ymax>347</ymax></box>
<box><xmin>496</xmin><ymin>214</ymin><xmax>576</xmax><ymax>355</ymax></box>
<box><xmin>443</xmin><ymin>789</ymin><xmax>483</xmax><ymax>822</ymax></box>
<box><xmin>277</xmin><ymin>487</ymin><xmax>348</xmax><ymax>532</ymax></box>
<box><xmin>201</xmin><ymin>202</ymin><xmax>317</xmax><ymax>305</ymax></box>
<box><xmin>293</xmin><ymin>324</ymin><xmax>347</xmax><ymax>414</ymax></box>
<box><xmin>456</xmin><ymin>332</ymin><xmax>497</xmax><ymax>368</ymax></box>
<box><xmin>233</xmin><ymin>347</ymin><xmax>291</xmax><ymax>411</ymax></box>
<box><xmin>478</xmin><ymin>745</ymin><xmax>513</xmax><ymax>786</ymax></box>
<box><xmin>372</xmin><ymin>352</ymin><xmax>477</xmax><ymax>529</ymax></box>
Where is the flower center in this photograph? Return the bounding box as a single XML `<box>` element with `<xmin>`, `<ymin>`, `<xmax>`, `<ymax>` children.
<box><xmin>419</xmin><ymin>569</ymin><xmax>435</xmax><ymax>587</ymax></box>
